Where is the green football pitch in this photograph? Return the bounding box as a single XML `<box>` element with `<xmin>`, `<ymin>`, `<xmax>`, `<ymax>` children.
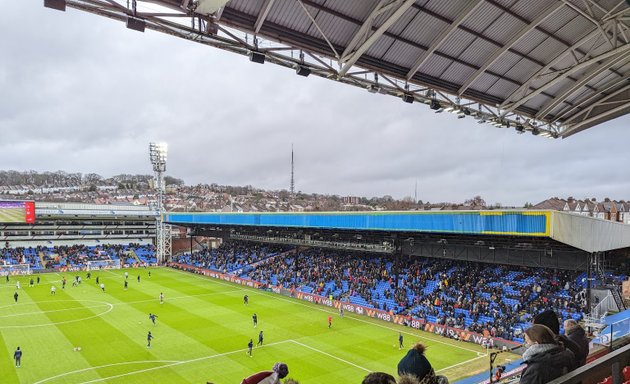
<box><xmin>0</xmin><ymin>208</ymin><xmax>25</xmax><ymax>223</ymax></box>
<box><xmin>0</xmin><ymin>267</ymin><xmax>505</xmax><ymax>383</ymax></box>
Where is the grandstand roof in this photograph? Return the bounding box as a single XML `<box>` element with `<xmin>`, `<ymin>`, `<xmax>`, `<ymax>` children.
<box><xmin>56</xmin><ymin>0</ymin><xmax>630</xmax><ymax>138</ymax></box>
<box><xmin>164</xmin><ymin>210</ymin><xmax>630</xmax><ymax>253</ymax></box>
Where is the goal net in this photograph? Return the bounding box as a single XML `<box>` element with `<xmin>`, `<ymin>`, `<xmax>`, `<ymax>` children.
<box><xmin>0</xmin><ymin>263</ymin><xmax>32</xmax><ymax>276</ymax></box>
<box><xmin>86</xmin><ymin>259</ymin><xmax>121</xmax><ymax>271</ymax></box>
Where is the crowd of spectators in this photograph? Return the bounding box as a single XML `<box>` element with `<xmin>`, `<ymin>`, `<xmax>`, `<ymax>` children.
<box><xmin>176</xmin><ymin>241</ymin><xmax>627</xmax><ymax>343</ymax></box>
<box><xmin>175</xmin><ymin>241</ymin><xmax>292</xmax><ymax>275</ymax></box>
<box><xmin>1</xmin><ymin>243</ymin><xmax>155</xmax><ymax>270</ymax></box>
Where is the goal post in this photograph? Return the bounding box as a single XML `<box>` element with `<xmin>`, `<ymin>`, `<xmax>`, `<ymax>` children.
<box><xmin>0</xmin><ymin>264</ymin><xmax>32</xmax><ymax>276</ymax></box>
<box><xmin>86</xmin><ymin>259</ymin><xmax>121</xmax><ymax>271</ymax></box>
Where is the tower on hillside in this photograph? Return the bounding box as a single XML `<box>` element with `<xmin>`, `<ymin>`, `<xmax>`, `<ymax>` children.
<box><xmin>290</xmin><ymin>144</ymin><xmax>295</xmax><ymax>195</ymax></box>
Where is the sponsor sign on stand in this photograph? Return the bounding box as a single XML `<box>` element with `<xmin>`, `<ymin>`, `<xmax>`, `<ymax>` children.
<box><xmin>169</xmin><ymin>263</ymin><xmax>519</xmax><ymax>351</ymax></box>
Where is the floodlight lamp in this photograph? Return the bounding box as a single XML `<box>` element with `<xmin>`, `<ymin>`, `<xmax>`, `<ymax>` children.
<box><xmin>367</xmin><ymin>84</ymin><xmax>380</xmax><ymax>93</ymax></box>
<box><xmin>402</xmin><ymin>93</ymin><xmax>414</xmax><ymax>104</ymax></box>
<box><xmin>531</xmin><ymin>128</ymin><xmax>540</xmax><ymax>136</ymax></box>
<box><xmin>430</xmin><ymin>100</ymin><xmax>441</xmax><ymax>110</ymax></box>
<box><xmin>296</xmin><ymin>65</ymin><xmax>311</xmax><ymax>77</ymax></box>
<box><xmin>249</xmin><ymin>51</ymin><xmax>266</xmax><ymax>64</ymax></box>
<box><xmin>44</xmin><ymin>0</ymin><xmax>66</xmax><ymax>11</ymax></box>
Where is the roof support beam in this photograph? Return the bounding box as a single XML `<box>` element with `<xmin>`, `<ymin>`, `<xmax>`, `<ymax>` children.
<box><xmin>500</xmin><ymin>28</ymin><xmax>604</xmax><ymax>109</ymax></box>
<box><xmin>536</xmin><ymin>51</ymin><xmax>630</xmax><ymax>119</ymax></box>
<box><xmin>503</xmin><ymin>43</ymin><xmax>630</xmax><ymax>113</ymax></box>
<box><xmin>405</xmin><ymin>0</ymin><xmax>485</xmax><ymax>81</ymax></box>
<box><xmin>338</xmin><ymin>0</ymin><xmax>415</xmax><ymax>77</ymax></box>
<box><xmin>341</xmin><ymin>0</ymin><xmax>391</xmax><ymax>61</ymax></box>
<box><xmin>457</xmin><ymin>1</ymin><xmax>564</xmax><ymax>95</ymax></box>
<box><xmin>562</xmin><ymin>82</ymin><xmax>630</xmax><ymax>125</ymax></box>
<box><xmin>552</xmin><ymin>76</ymin><xmax>630</xmax><ymax>123</ymax></box>
<box><xmin>563</xmin><ymin>99</ymin><xmax>630</xmax><ymax>137</ymax></box>
<box><xmin>254</xmin><ymin>0</ymin><xmax>275</xmax><ymax>34</ymax></box>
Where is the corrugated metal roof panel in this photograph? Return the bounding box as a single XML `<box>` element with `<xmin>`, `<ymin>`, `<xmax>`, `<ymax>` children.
<box><xmin>487</xmin><ymin>51</ymin><xmax>523</xmax><ymax>77</ymax></box>
<box><xmin>365</xmin><ymin>35</ymin><xmax>397</xmax><ymax>61</ymax></box>
<box><xmin>267</xmin><ymin>1</ymin><xmax>314</xmax><ymax>34</ymax></box>
<box><xmin>508</xmin><ymin>0</ymin><xmax>553</xmax><ymax>20</ymax></box>
<box><xmin>440</xmin><ymin>29</ymin><xmax>478</xmax><ymax>58</ymax></box>
<box><xmin>457</xmin><ymin>38</ymin><xmax>499</xmax><ymax>67</ymax></box>
<box><xmin>527</xmin><ymin>37</ymin><xmax>567</xmax><ymax>64</ymax></box>
<box><xmin>470</xmin><ymin>73</ymin><xmax>501</xmax><ymax>94</ymax></box>
<box><xmin>321</xmin><ymin>0</ymin><xmax>376</xmax><ymax>21</ymax></box>
<box><xmin>312</xmin><ymin>11</ymin><xmax>358</xmax><ymax>46</ymax></box>
<box><xmin>460</xmin><ymin>2</ymin><xmax>503</xmax><ymax>34</ymax></box>
<box><xmin>387</xmin><ymin>5</ymin><xmax>422</xmax><ymax>35</ymax></box>
<box><xmin>504</xmin><ymin>57</ymin><xmax>543</xmax><ymax>82</ymax></box>
<box><xmin>483</xmin><ymin>13</ymin><xmax>527</xmax><ymax>45</ymax></box>
<box><xmin>227</xmin><ymin>0</ymin><xmax>263</xmax><ymax>14</ymax></box>
<box><xmin>486</xmin><ymin>78</ymin><xmax>520</xmax><ymax>99</ymax></box>
<box><xmin>511</xmin><ymin>29</ymin><xmax>549</xmax><ymax>55</ymax></box>
<box><xmin>420</xmin><ymin>54</ymin><xmax>453</xmax><ymax>78</ymax></box>
<box><xmin>539</xmin><ymin>6</ymin><xmax>580</xmax><ymax>34</ymax></box>
<box><xmin>423</xmin><ymin>0</ymin><xmax>472</xmax><ymax>18</ymax></box>
<box><xmin>382</xmin><ymin>40</ymin><xmax>424</xmax><ymax>68</ymax></box>
<box><xmin>440</xmin><ymin>61</ymin><xmax>478</xmax><ymax>84</ymax></box>
<box><xmin>399</xmin><ymin>10</ymin><xmax>449</xmax><ymax>46</ymax></box>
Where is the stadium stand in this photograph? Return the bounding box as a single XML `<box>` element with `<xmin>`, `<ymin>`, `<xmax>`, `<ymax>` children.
<box><xmin>175</xmin><ymin>241</ymin><xmax>626</xmax><ymax>342</ymax></box>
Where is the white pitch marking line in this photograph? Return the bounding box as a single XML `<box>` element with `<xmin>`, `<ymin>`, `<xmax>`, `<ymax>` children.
<box><xmin>168</xmin><ymin>268</ymin><xmax>485</xmax><ymax>355</ymax></box>
<box><xmin>72</xmin><ymin>340</ymin><xmax>293</xmax><ymax>384</ymax></box>
<box><xmin>33</xmin><ymin>360</ymin><xmax>180</xmax><ymax>384</ymax></box>
<box><xmin>289</xmin><ymin>340</ymin><xmax>371</xmax><ymax>372</ymax></box>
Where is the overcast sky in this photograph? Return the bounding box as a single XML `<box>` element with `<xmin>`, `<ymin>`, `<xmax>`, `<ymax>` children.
<box><xmin>1</xmin><ymin>2</ymin><xmax>629</xmax><ymax>207</ymax></box>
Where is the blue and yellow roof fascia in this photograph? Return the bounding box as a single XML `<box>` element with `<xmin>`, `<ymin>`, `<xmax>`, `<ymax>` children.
<box><xmin>164</xmin><ymin>210</ymin><xmax>551</xmax><ymax>237</ymax></box>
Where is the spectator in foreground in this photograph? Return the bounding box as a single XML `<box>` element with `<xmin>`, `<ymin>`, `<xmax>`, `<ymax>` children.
<box><xmin>398</xmin><ymin>343</ymin><xmax>449</xmax><ymax>384</ymax></box>
<box><xmin>563</xmin><ymin>319</ymin><xmax>590</xmax><ymax>366</ymax></box>
<box><xmin>362</xmin><ymin>372</ymin><xmax>397</xmax><ymax>384</ymax></box>
<box><xmin>241</xmin><ymin>362</ymin><xmax>289</xmax><ymax>384</ymax></box>
<box><xmin>520</xmin><ymin>324</ymin><xmax>575</xmax><ymax>384</ymax></box>
<box><xmin>533</xmin><ymin>310</ymin><xmax>582</xmax><ymax>368</ymax></box>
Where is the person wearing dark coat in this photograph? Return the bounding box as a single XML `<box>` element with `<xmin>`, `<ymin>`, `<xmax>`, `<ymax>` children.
<box><xmin>533</xmin><ymin>310</ymin><xmax>582</xmax><ymax>369</ymax></box>
<box><xmin>563</xmin><ymin>319</ymin><xmax>590</xmax><ymax>366</ymax></box>
<box><xmin>398</xmin><ymin>343</ymin><xmax>449</xmax><ymax>384</ymax></box>
<box><xmin>520</xmin><ymin>324</ymin><xmax>575</xmax><ymax>384</ymax></box>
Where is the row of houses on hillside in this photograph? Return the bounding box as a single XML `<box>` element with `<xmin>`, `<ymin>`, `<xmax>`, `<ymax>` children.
<box><xmin>532</xmin><ymin>197</ymin><xmax>630</xmax><ymax>224</ymax></box>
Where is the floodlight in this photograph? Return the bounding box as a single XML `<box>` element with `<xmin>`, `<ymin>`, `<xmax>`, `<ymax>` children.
<box><xmin>367</xmin><ymin>84</ymin><xmax>380</xmax><ymax>93</ymax></box>
<box><xmin>249</xmin><ymin>51</ymin><xmax>266</xmax><ymax>64</ymax></box>
<box><xmin>296</xmin><ymin>66</ymin><xmax>311</xmax><ymax>77</ymax></box>
<box><xmin>402</xmin><ymin>93</ymin><xmax>414</xmax><ymax>104</ymax></box>
<box><xmin>126</xmin><ymin>17</ymin><xmax>146</xmax><ymax>32</ymax></box>
<box><xmin>430</xmin><ymin>100</ymin><xmax>441</xmax><ymax>110</ymax></box>
<box><xmin>531</xmin><ymin>127</ymin><xmax>540</xmax><ymax>136</ymax></box>
<box><xmin>515</xmin><ymin>124</ymin><xmax>525</xmax><ymax>134</ymax></box>
<box><xmin>44</xmin><ymin>0</ymin><xmax>66</xmax><ymax>11</ymax></box>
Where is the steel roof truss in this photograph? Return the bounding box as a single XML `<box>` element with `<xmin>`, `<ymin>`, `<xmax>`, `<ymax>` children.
<box><xmin>254</xmin><ymin>0</ymin><xmax>275</xmax><ymax>34</ymax></box>
<box><xmin>405</xmin><ymin>0</ymin><xmax>484</xmax><ymax>81</ymax></box>
<box><xmin>536</xmin><ymin>51</ymin><xmax>630</xmax><ymax>119</ymax></box>
<box><xmin>552</xmin><ymin>76</ymin><xmax>630</xmax><ymax>123</ymax></box>
<box><xmin>500</xmin><ymin>28</ymin><xmax>603</xmax><ymax>108</ymax></box>
<box><xmin>458</xmin><ymin>1</ymin><xmax>564</xmax><ymax>96</ymax></box>
<box><xmin>338</xmin><ymin>0</ymin><xmax>416</xmax><ymax>76</ymax></box>
<box><xmin>296</xmin><ymin>0</ymin><xmax>340</xmax><ymax>60</ymax></box>
<box><xmin>503</xmin><ymin>30</ymin><xmax>630</xmax><ymax>113</ymax></box>
<box><xmin>340</xmin><ymin>0</ymin><xmax>391</xmax><ymax>62</ymax></box>
<box><xmin>562</xmin><ymin>82</ymin><xmax>630</xmax><ymax>125</ymax></box>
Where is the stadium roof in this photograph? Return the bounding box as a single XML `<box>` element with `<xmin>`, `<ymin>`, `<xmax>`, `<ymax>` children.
<box><xmin>164</xmin><ymin>210</ymin><xmax>630</xmax><ymax>253</ymax></box>
<box><xmin>51</xmin><ymin>0</ymin><xmax>630</xmax><ymax>138</ymax></box>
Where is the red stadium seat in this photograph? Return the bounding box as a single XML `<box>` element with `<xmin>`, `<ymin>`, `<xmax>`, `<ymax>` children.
<box><xmin>624</xmin><ymin>366</ymin><xmax>630</xmax><ymax>381</ymax></box>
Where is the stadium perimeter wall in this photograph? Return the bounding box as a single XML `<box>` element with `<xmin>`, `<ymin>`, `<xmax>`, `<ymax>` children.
<box><xmin>169</xmin><ymin>262</ymin><xmax>521</xmax><ymax>351</ymax></box>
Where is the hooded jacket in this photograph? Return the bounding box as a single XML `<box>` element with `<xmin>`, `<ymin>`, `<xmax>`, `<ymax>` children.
<box><xmin>520</xmin><ymin>344</ymin><xmax>575</xmax><ymax>384</ymax></box>
<box><xmin>565</xmin><ymin>326</ymin><xmax>589</xmax><ymax>366</ymax></box>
